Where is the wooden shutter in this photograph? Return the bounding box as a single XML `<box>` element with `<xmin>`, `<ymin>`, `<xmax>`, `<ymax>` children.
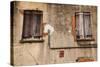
<box><xmin>72</xmin><ymin>16</ymin><xmax>76</xmax><ymax>41</ymax></box>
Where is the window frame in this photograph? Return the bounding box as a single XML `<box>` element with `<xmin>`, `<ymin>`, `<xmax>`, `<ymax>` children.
<box><xmin>21</xmin><ymin>10</ymin><xmax>44</xmax><ymax>43</ymax></box>
<box><xmin>73</xmin><ymin>12</ymin><xmax>94</xmax><ymax>41</ymax></box>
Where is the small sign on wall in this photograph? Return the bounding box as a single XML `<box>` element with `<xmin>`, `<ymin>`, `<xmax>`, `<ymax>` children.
<box><xmin>59</xmin><ymin>50</ymin><xmax>64</xmax><ymax>58</ymax></box>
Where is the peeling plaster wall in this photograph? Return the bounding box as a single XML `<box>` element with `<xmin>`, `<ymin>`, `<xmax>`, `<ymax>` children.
<box><xmin>48</xmin><ymin>4</ymin><xmax>97</xmax><ymax>48</ymax></box>
<box><xmin>11</xmin><ymin>1</ymin><xmax>97</xmax><ymax>66</ymax></box>
<box><xmin>48</xmin><ymin>4</ymin><xmax>97</xmax><ymax>64</ymax></box>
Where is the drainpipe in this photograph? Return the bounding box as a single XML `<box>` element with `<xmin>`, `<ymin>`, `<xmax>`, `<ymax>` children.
<box><xmin>48</xmin><ymin>29</ymin><xmax>50</xmax><ymax>48</ymax></box>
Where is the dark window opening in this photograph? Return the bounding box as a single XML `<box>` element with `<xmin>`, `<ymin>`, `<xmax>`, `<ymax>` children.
<box><xmin>22</xmin><ymin>10</ymin><xmax>43</xmax><ymax>39</ymax></box>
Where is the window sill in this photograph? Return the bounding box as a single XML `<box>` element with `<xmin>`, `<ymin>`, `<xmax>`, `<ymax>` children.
<box><xmin>77</xmin><ymin>38</ymin><xmax>95</xmax><ymax>41</ymax></box>
<box><xmin>76</xmin><ymin>38</ymin><xmax>97</xmax><ymax>47</ymax></box>
<box><xmin>20</xmin><ymin>38</ymin><xmax>44</xmax><ymax>43</ymax></box>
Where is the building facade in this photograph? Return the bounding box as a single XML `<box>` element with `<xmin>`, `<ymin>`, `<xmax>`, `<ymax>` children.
<box><xmin>11</xmin><ymin>1</ymin><xmax>97</xmax><ymax>66</ymax></box>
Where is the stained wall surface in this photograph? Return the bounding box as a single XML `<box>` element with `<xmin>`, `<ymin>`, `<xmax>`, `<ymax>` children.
<box><xmin>11</xmin><ymin>1</ymin><xmax>97</xmax><ymax>66</ymax></box>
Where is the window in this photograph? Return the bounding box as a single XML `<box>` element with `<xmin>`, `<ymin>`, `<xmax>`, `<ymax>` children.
<box><xmin>22</xmin><ymin>10</ymin><xmax>43</xmax><ymax>41</ymax></box>
<box><xmin>75</xmin><ymin>12</ymin><xmax>92</xmax><ymax>40</ymax></box>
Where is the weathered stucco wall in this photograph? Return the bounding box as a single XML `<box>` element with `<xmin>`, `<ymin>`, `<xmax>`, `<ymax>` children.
<box><xmin>11</xmin><ymin>1</ymin><xmax>49</xmax><ymax>65</ymax></box>
<box><xmin>11</xmin><ymin>1</ymin><xmax>97</xmax><ymax>66</ymax></box>
<box><xmin>48</xmin><ymin>4</ymin><xmax>97</xmax><ymax>48</ymax></box>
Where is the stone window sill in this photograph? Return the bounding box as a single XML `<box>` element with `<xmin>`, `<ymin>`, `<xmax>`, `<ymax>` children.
<box><xmin>77</xmin><ymin>38</ymin><xmax>95</xmax><ymax>41</ymax></box>
<box><xmin>20</xmin><ymin>38</ymin><xmax>44</xmax><ymax>43</ymax></box>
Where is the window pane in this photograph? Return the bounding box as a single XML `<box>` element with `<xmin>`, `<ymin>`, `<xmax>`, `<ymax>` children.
<box><xmin>79</xmin><ymin>13</ymin><xmax>84</xmax><ymax>39</ymax></box>
<box><xmin>84</xmin><ymin>14</ymin><xmax>91</xmax><ymax>38</ymax></box>
<box><xmin>22</xmin><ymin>11</ymin><xmax>32</xmax><ymax>38</ymax></box>
<box><xmin>34</xmin><ymin>14</ymin><xmax>41</xmax><ymax>37</ymax></box>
